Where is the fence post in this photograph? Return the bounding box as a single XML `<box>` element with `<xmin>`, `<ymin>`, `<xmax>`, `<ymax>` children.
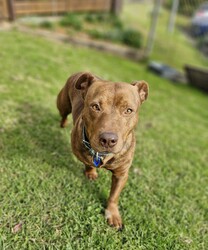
<box><xmin>168</xmin><ymin>0</ymin><xmax>179</xmax><ymax>33</ymax></box>
<box><xmin>145</xmin><ymin>0</ymin><xmax>162</xmax><ymax>57</ymax></box>
<box><xmin>7</xmin><ymin>0</ymin><xmax>15</xmax><ymax>21</ymax></box>
<box><xmin>111</xmin><ymin>0</ymin><xmax>123</xmax><ymax>15</ymax></box>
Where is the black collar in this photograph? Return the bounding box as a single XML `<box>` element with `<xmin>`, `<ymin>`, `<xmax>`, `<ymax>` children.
<box><xmin>82</xmin><ymin>127</ymin><xmax>111</xmax><ymax>167</ymax></box>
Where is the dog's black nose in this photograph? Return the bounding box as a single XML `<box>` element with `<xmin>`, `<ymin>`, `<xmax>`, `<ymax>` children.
<box><xmin>99</xmin><ymin>132</ymin><xmax>118</xmax><ymax>148</ymax></box>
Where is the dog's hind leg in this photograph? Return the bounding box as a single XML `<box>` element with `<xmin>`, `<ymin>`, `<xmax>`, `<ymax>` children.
<box><xmin>57</xmin><ymin>86</ymin><xmax>72</xmax><ymax>128</ymax></box>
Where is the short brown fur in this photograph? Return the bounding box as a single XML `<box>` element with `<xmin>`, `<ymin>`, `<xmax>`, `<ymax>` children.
<box><xmin>57</xmin><ymin>72</ymin><xmax>149</xmax><ymax>229</ymax></box>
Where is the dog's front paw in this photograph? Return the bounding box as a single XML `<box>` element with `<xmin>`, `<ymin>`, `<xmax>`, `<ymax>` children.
<box><xmin>84</xmin><ymin>167</ymin><xmax>98</xmax><ymax>181</ymax></box>
<box><xmin>105</xmin><ymin>206</ymin><xmax>123</xmax><ymax>230</ymax></box>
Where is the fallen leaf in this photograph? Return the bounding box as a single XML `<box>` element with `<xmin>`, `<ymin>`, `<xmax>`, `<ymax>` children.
<box><xmin>12</xmin><ymin>222</ymin><xmax>23</xmax><ymax>233</ymax></box>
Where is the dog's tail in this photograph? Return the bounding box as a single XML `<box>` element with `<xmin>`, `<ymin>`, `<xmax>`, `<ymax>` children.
<box><xmin>56</xmin><ymin>82</ymin><xmax>72</xmax><ymax>128</ymax></box>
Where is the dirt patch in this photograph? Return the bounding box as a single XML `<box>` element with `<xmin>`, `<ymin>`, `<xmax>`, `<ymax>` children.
<box><xmin>0</xmin><ymin>21</ymin><xmax>12</xmax><ymax>31</ymax></box>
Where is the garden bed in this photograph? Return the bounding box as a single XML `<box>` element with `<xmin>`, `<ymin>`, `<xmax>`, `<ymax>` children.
<box><xmin>185</xmin><ymin>64</ymin><xmax>208</xmax><ymax>92</ymax></box>
<box><xmin>18</xmin><ymin>13</ymin><xmax>143</xmax><ymax>49</ymax></box>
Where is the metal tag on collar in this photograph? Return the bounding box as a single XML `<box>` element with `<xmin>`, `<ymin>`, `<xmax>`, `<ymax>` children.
<box><xmin>93</xmin><ymin>152</ymin><xmax>101</xmax><ymax>168</ymax></box>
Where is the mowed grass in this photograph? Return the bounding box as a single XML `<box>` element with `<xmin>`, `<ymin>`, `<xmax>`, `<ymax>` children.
<box><xmin>0</xmin><ymin>30</ymin><xmax>207</xmax><ymax>250</ymax></box>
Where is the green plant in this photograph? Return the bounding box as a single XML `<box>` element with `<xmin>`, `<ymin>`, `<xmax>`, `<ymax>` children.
<box><xmin>110</xmin><ymin>15</ymin><xmax>124</xmax><ymax>29</ymax></box>
<box><xmin>88</xmin><ymin>28</ymin><xmax>142</xmax><ymax>49</ymax></box>
<box><xmin>104</xmin><ymin>29</ymin><xmax>124</xmax><ymax>42</ymax></box>
<box><xmin>85</xmin><ymin>13</ymin><xmax>112</xmax><ymax>23</ymax></box>
<box><xmin>85</xmin><ymin>13</ymin><xmax>98</xmax><ymax>23</ymax></box>
<box><xmin>60</xmin><ymin>13</ymin><xmax>82</xmax><ymax>30</ymax></box>
<box><xmin>88</xmin><ymin>29</ymin><xmax>123</xmax><ymax>43</ymax></box>
<box><xmin>39</xmin><ymin>20</ymin><xmax>54</xmax><ymax>29</ymax></box>
<box><xmin>122</xmin><ymin>29</ymin><xmax>142</xmax><ymax>48</ymax></box>
<box><xmin>96</xmin><ymin>13</ymin><xmax>108</xmax><ymax>22</ymax></box>
<box><xmin>85</xmin><ymin>13</ymin><xmax>123</xmax><ymax>29</ymax></box>
<box><xmin>87</xmin><ymin>29</ymin><xmax>105</xmax><ymax>39</ymax></box>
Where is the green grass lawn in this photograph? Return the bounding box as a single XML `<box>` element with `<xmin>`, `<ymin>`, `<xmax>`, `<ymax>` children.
<box><xmin>0</xmin><ymin>30</ymin><xmax>207</xmax><ymax>249</ymax></box>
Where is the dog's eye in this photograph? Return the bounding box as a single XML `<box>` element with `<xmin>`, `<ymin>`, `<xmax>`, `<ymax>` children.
<box><xmin>125</xmin><ymin>108</ymin><xmax>133</xmax><ymax>114</ymax></box>
<box><xmin>91</xmin><ymin>104</ymin><xmax>101</xmax><ymax>111</ymax></box>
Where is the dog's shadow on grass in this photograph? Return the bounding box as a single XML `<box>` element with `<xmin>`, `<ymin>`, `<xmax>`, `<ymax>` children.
<box><xmin>3</xmin><ymin>102</ymin><xmax>107</xmax><ymax>207</ymax></box>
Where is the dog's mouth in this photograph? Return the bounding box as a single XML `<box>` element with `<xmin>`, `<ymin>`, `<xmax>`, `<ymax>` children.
<box><xmin>82</xmin><ymin>133</ymin><xmax>114</xmax><ymax>167</ymax></box>
<box><xmin>82</xmin><ymin>127</ymin><xmax>118</xmax><ymax>151</ymax></box>
<box><xmin>90</xmin><ymin>142</ymin><xmax>122</xmax><ymax>155</ymax></box>
<box><xmin>88</xmin><ymin>142</ymin><xmax>116</xmax><ymax>155</ymax></box>
<box><xmin>82</xmin><ymin>126</ymin><xmax>124</xmax><ymax>158</ymax></box>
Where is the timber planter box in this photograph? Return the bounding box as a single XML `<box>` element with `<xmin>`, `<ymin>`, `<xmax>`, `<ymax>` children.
<box><xmin>184</xmin><ymin>65</ymin><xmax>208</xmax><ymax>92</ymax></box>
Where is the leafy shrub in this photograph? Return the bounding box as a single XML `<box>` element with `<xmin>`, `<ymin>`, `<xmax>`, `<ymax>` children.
<box><xmin>88</xmin><ymin>29</ymin><xmax>105</xmax><ymax>39</ymax></box>
<box><xmin>85</xmin><ymin>13</ymin><xmax>107</xmax><ymax>23</ymax></box>
<box><xmin>88</xmin><ymin>29</ymin><xmax>122</xmax><ymax>41</ymax></box>
<box><xmin>122</xmin><ymin>29</ymin><xmax>142</xmax><ymax>48</ymax></box>
<box><xmin>60</xmin><ymin>14</ymin><xmax>82</xmax><ymax>30</ymax></box>
<box><xmin>39</xmin><ymin>21</ymin><xmax>54</xmax><ymax>29</ymax></box>
<box><xmin>88</xmin><ymin>29</ymin><xmax>122</xmax><ymax>42</ymax></box>
<box><xmin>85</xmin><ymin>13</ymin><xmax>123</xmax><ymax>28</ymax></box>
<box><xmin>85</xmin><ymin>14</ymin><xmax>98</xmax><ymax>23</ymax></box>
<box><xmin>104</xmin><ymin>29</ymin><xmax>124</xmax><ymax>42</ymax></box>
<box><xmin>96</xmin><ymin>14</ymin><xmax>108</xmax><ymax>22</ymax></box>
<box><xmin>110</xmin><ymin>15</ymin><xmax>123</xmax><ymax>29</ymax></box>
<box><xmin>88</xmin><ymin>28</ymin><xmax>142</xmax><ymax>49</ymax></box>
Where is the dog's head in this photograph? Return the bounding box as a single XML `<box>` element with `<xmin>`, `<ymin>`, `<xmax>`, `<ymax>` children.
<box><xmin>76</xmin><ymin>72</ymin><xmax>149</xmax><ymax>154</ymax></box>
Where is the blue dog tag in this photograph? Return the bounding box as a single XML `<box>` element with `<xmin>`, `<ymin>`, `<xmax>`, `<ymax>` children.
<box><xmin>93</xmin><ymin>155</ymin><xmax>101</xmax><ymax>168</ymax></box>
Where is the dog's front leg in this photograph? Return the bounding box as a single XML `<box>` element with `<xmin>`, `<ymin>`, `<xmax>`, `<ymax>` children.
<box><xmin>105</xmin><ymin>170</ymin><xmax>128</xmax><ymax>230</ymax></box>
<box><xmin>85</xmin><ymin>165</ymin><xmax>98</xmax><ymax>181</ymax></box>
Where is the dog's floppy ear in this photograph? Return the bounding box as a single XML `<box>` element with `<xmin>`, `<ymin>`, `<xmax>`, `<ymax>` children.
<box><xmin>75</xmin><ymin>72</ymin><xmax>95</xmax><ymax>91</ymax></box>
<box><xmin>131</xmin><ymin>80</ymin><xmax>149</xmax><ymax>104</ymax></box>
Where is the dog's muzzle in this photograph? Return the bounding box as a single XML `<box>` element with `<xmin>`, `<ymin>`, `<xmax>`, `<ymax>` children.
<box><xmin>82</xmin><ymin>127</ymin><xmax>112</xmax><ymax>167</ymax></box>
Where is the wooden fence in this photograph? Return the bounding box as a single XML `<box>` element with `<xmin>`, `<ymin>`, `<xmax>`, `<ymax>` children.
<box><xmin>0</xmin><ymin>0</ymin><xmax>122</xmax><ymax>20</ymax></box>
<box><xmin>0</xmin><ymin>0</ymin><xmax>8</xmax><ymax>19</ymax></box>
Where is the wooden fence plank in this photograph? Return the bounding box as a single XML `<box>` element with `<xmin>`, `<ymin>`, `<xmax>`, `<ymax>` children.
<box><xmin>14</xmin><ymin>1</ymin><xmax>67</xmax><ymax>15</ymax></box>
<box><xmin>0</xmin><ymin>0</ymin><xmax>9</xmax><ymax>18</ymax></box>
<box><xmin>1</xmin><ymin>0</ymin><xmax>121</xmax><ymax>19</ymax></box>
<box><xmin>14</xmin><ymin>0</ymin><xmax>112</xmax><ymax>16</ymax></box>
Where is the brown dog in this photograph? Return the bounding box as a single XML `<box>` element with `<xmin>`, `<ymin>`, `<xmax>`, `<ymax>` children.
<box><xmin>57</xmin><ymin>72</ymin><xmax>148</xmax><ymax>229</ymax></box>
